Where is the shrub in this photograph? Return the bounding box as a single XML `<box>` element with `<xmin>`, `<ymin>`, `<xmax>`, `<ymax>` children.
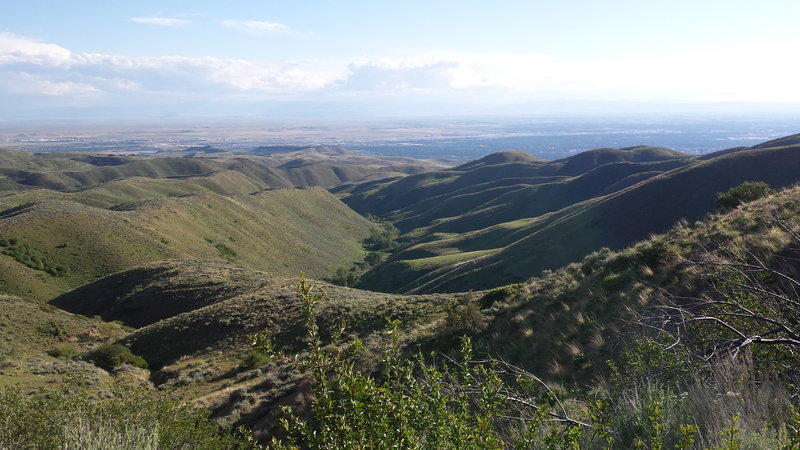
<box><xmin>83</xmin><ymin>343</ymin><xmax>148</xmax><ymax>371</ymax></box>
<box><xmin>327</xmin><ymin>267</ymin><xmax>359</xmax><ymax>287</ymax></box>
<box><xmin>635</xmin><ymin>240</ymin><xmax>678</xmax><ymax>270</ymax></box>
<box><xmin>36</xmin><ymin>319</ymin><xmax>67</xmax><ymax>338</ymax></box>
<box><xmin>608</xmin><ymin>338</ymin><xmax>698</xmax><ymax>390</ymax></box>
<box><xmin>0</xmin><ymin>237</ymin><xmax>69</xmax><ymax>276</ymax></box>
<box><xmin>442</xmin><ymin>295</ymin><xmax>488</xmax><ymax>336</ymax></box>
<box><xmin>0</xmin><ymin>382</ymin><xmax>251</xmax><ymax>449</ymax></box>
<box><xmin>214</xmin><ymin>242</ymin><xmax>238</xmax><ymax>258</ymax></box>
<box><xmin>479</xmin><ymin>284</ymin><xmax>522</xmax><ymax>309</ymax></box>
<box><xmin>581</xmin><ymin>247</ymin><xmax>612</xmax><ymax>275</ymax></box>
<box><xmin>238</xmin><ymin>350</ymin><xmax>271</xmax><ymax>371</ymax></box>
<box><xmin>601</xmin><ymin>273</ymin><xmax>629</xmax><ymax>293</ymax></box>
<box><xmin>717</xmin><ymin>181</ymin><xmax>775</xmax><ymax>211</ymax></box>
<box><xmin>364</xmin><ymin>251</ymin><xmax>382</xmax><ymax>266</ymax></box>
<box><xmin>47</xmin><ymin>342</ymin><xmax>80</xmax><ymax>359</ymax></box>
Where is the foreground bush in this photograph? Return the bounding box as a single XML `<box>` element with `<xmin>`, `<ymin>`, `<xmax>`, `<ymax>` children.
<box><xmin>254</xmin><ymin>277</ymin><xmax>800</xmax><ymax>449</ymax></box>
<box><xmin>0</xmin><ymin>381</ymin><xmax>251</xmax><ymax>449</ymax></box>
<box><xmin>716</xmin><ymin>181</ymin><xmax>775</xmax><ymax>211</ymax></box>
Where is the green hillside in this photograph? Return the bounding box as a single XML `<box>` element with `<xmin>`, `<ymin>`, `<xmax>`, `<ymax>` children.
<box><xmin>48</xmin><ymin>257</ymin><xmax>458</xmax><ymax>370</ymax></box>
<box><xmin>3</xmin><ymin>135</ymin><xmax>800</xmax><ymax>447</ymax></box>
<box><xmin>470</xmin><ymin>183</ymin><xmax>800</xmax><ymax>381</ymax></box>
<box><xmin>0</xmin><ymin>294</ymin><xmax>134</xmax><ymax>393</ymax></box>
<box><xmin>344</xmin><ymin>146</ymin><xmax>690</xmax><ymax>230</ymax></box>
<box><xmin>351</xmin><ymin>138</ymin><xmax>800</xmax><ymax>293</ymax></box>
<box><xmin>51</xmin><ymin>259</ymin><xmax>283</xmax><ymax>328</ymax></box>
<box><xmin>0</xmin><ymin>188</ymin><xmax>373</xmax><ymax>301</ymax></box>
<box><xmin>120</xmin><ymin>268</ymin><xmax>452</xmax><ymax>369</ymax></box>
<box><xmin>27</xmin><ymin>183</ymin><xmax>800</xmax><ymax>445</ymax></box>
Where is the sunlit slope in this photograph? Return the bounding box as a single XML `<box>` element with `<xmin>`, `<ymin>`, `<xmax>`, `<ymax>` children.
<box><xmin>0</xmin><ymin>188</ymin><xmax>372</xmax><ymax>300</ymax></box>
<box><xmin>0</xmin><ymin>170</ymin><xmax>270</xmax><ymax>209</ymax></box>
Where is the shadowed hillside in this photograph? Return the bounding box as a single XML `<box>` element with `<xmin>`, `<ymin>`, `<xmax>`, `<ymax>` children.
<box><xmin>344</xmin><ymin>145</ymin><xmax>690</xmax><ymax>227</ymax></box>
<box><xmin>51</xmin><ymin>259</ymin><xmax>283</xmax><ymax>328</ymax></box>
<box><xmin>51</xmin><ymin>259</ymin><xmax>456</xmax><ymax>368</ymax></box>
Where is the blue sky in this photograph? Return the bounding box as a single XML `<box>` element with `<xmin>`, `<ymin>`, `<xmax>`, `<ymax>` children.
<box><xmin>1</xmin><ymin>1</ymin><xmax>799</xmax><ymax>120</ymax></box>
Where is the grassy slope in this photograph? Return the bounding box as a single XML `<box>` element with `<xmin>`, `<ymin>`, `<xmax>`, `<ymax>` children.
<box><xmin>471</xmin><ymin>184</ymin><xmax>800</xmax><ymax>381</ymax></box>
<box><xmin>50</xmin><ymin>259</ymin><xmax>283</xmax><ymax>328</ymax></box>
<box><xmin>36</xmin><ymin>185</ymin><xmax>800</xmax><ymax>433</ymax></box>
<box><xmin>356</xmin><ymin>138</ymin><xmax>800</xmax><ymax>293</ymax></box>
<box><xmin>0</xmin><ymin>294</ymin><xmax>133</xmax><ymax>391</ymax></box>
<box><xmin>344</xmin><ymin>146</ymin><xmax>689</xmax><ymax>222</ymax></box>
<box><xmin>0</xmin><ymin>295</ymin><xmax>101</xmax><ymax>357</ymax></box>
<box><xmin>0</xmin><ymin>188</ymin><xmax>373</xmax><ymax>301</ymax></box>
<box><xmin>48</xmin><ymin>258</ymin><xmax>456</xmax><ymax>369</ymax></box>
<box><xmin>421</xmin><ymin>140</ymin><xmax>800</xmax><ymax>292</ymax></box>
<box><xmin>0</xmin><ymin>170</ymin><xmax>271</xmax><ymax>209</ymax></box>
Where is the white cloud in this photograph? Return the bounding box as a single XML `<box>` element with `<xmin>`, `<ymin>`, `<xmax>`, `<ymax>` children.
<box><xmin>0</xmin><ymin>32</ymin><xmax>71</xmax><ymax>65</ymax></box>
<box><xmin>222</xmin><ymin>20</ymin><xmax>290</xmax><ymax>35</ymax></box>
<box><xmin>343</xmin><ymin>59</ymin><xmax>458</xmax><ymax>91</ymax></box>
<box><xmin>341</xmin><ymin>53</ymin><xmax>589</xmax><ymax>95</ymax></box>
<box><xmin>0</xmin><ymin>33</ymin><xmax>342</xmax><ymax>96</ymax></box>
<box><xmin>1</xmin><ymin>72</ymin><xmax>99</xmax><ymax>96</ymax></box>
<box><xmin>335</xmin><ymin>46</ymin><xmax>800</xmax><ymax>103</ymax></box>
<box><xmin>131</xmin><ymin>17</ymin><xmax>190</xmax><ymax>27</ymax></box>
<box><xmin>0</xmin><ymin>32</ymin><xmax>798</xmax><ymax>112</ymax></box>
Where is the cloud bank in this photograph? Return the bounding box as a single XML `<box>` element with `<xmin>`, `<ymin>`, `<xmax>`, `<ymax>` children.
<box><xmin>0</xmin><ymin>32</ymin><xmax>798</xmax><ymax>117</ymax></box>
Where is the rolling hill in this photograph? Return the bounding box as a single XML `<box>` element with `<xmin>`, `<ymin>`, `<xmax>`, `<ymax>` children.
<box><xmin>0</xmin><ymin>187</ymin><xmax>373</xmax><ymax>301</ymax></box>
<box><xmin>51</xmin><ymin>258</ymin><xmax>456</xmax><ymax>368</ymax></box>
<box><xmin>0</xmin><ymin>145</ymin><xmax>456</xmax><ymax>302</ymax></box>
<box><xmin>350</xmin><ymin>136</ymin><xmax>800</xmax><ymax>293</ymax></box>
<box><xmin>0</xmin><ymin>146</ymin><xmax>451</xmax><ymax>194</ymax></box>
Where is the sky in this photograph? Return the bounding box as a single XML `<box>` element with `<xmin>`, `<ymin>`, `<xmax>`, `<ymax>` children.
<box><xmin>1</xmin><ymin>0</ymin><xmax>800</xmax><ymax>121</ymax></box>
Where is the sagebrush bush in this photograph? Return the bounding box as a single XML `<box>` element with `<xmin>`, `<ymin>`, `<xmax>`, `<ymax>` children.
<box><xmin>83</xmin><ymin>343</ymin><xmax>148</xmax><ymax>371</ymax></box>
<box><xmin>255</xmin><ymin>277</ymin><xmax>800</xmax><ymax>449</ymax></box>
<box><xmin>635</xmin><ymin>239</ymin><xmax>679</xmax><ymax>270</ymax></box>
<box><xmin>0</xmin><ymin>382</ymin><xmax>251</xmax><ymax>449</ymax></box>
<box><xmin>717</xmin><ymin>181</ymin><xmax>775</xmax><ymax>211</ymax></box>
<box><xmin>47</xmin><ymin>342</ymin><xmax>80</xmax><ymax>359</ymax></box>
